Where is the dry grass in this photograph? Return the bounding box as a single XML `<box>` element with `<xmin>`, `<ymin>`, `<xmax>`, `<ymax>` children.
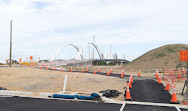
<box><xmin>125</xmin><ymin>44</ymin><xmax>188</xmax><ymax>70</ymax></box>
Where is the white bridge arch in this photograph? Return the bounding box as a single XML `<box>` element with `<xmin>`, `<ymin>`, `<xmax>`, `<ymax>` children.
<box><xmin>51</xmin><ymin>43</ymin><xmax>104</xmax><ymax>60</ymax></box>
<box><xmin>51</xmin><ymin>44</ymin><xmax>83</xmax><ymax>60</ymax></box>
<box><xmin>75</xmin><ymin>42</ymin><xmax>104</xmax><ymax>60</ymax></box>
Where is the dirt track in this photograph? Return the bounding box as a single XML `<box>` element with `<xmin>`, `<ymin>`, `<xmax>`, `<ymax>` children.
<box><xmin>0</xmin><ymin>67</ymin><xmax>126</xmax><ymax>100</ymax></box>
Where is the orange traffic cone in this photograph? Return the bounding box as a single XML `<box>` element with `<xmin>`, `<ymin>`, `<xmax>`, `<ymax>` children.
<box><xmin>53</xmin><ymin>67</ymin><xmax>55</xmax><ymax>71</ymax></box>
<box><xmin>183</xmin><ymin>67</ymin><xmax>186</xmax><ymax>74</ymax></box>
<box><xmin>71</xmin><ymin>67</ymin><xmax>73</xmax><ymax>72</ymax></box>
<box><xmin>170</xmin><ymin>69</ymin><xmax>172</xmax><ymax>75</ymax></box>
<box><xmin>98</xmin><ymin>68</ymin><xmax>100</xmax><ymax>72</ymax></box>
<box><xmin>86</xmin><ymin>66</ymin><xmax>88</xmax><ymax>72</ymax></box>
<box><xmin>170</xmin><ymin>86</ymin><xmax>178</xmax><ymax>104</ymax></box>
<box><xmin>120</xmin><ymin>72</ymin><xmax>124</xmax><ymax>78</ymax></box>
<box><xmin>107</xmin><ymin>69</ymin><xmax>110</xmax><ymax>76</ymax></box>
<box><xmin>61</xmin><ymin>67</ymin><xmax>63</xmax><ymax>72</ymax></box>
<box><xmin>110</xmin><ymin>68</ymin><xmax>112</xmax><ymax>73</ymax></box>
<box><xmin>158</xmin><ymin>76</ymin><xmax>162</xmax><ymax>84</ymax></box>
<box><xmin>165</xmin><ymin>83</ymin><xmax>170</xmax><ymax>91</ymax></box>
<box><xmin>130</xmin><ymin>75</ymin><xmax>133</xmax><ymax>83</ymax></box>
<box><xmin>129</xmin><ymin>81</ymin><xmax>132</xmax><ymax>88</ymax></box>
<box><xmin>156</xmin><ymin>70</ymin><xmax>158</xmax><ymax>79</ymax></box>
<box><xmin>93</xmin><ymin>68</ymin><xmax>96</xmax><ymax>74</ymax></box>
<box><xmin>82</xmin><ymin>68</ymin><xmax>84</xmax><ymax>73</ymax></box>
<box><xmin>125</xmin><ymin>84</ymin><xmax>132</xmax><ymax>100</ymax></box>
<box><xmin>138</xmin><ymin>70</ymin><xmax>141</xmax><ymax>76</ymax></box>
<box><xmin>40</xmin><ymin>65</ymin><xmax>41</xmax><ymax>69</ymax></box>
<box><xmin>178</xmin><ymin>70</ymin><xmax>181</xmax><ymax>78</ymax></box>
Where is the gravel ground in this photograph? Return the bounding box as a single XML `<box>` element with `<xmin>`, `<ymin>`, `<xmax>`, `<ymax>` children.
<box><xmin>0</xmin><ymin>67</ymin><xmax>127</xmax><ymax>100</ymax></box>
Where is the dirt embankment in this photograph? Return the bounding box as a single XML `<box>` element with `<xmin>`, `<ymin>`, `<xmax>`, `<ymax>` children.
<box><xmin>125</xmin><ymin>44</ymin><xmax>188</xmax><ymax>70</ymax></box>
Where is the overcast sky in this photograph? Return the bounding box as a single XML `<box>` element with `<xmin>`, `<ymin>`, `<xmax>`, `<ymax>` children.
<box><xmin>0</xmin><ymin>0</ymin><xmax>188</xmax><ymax>63</ymax></box>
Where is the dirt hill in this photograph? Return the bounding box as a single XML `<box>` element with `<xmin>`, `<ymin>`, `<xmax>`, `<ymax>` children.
<box><xmin>125</xmin><ymin>44</ymin><xmax>188</xmax><ymax>70</ymax></box>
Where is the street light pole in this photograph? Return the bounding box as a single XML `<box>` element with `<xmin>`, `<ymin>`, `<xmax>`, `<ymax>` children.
<box><xmin>10</xmin><ymin>20</ymin><xmax>12</xmax><ymax>67</ymax></box>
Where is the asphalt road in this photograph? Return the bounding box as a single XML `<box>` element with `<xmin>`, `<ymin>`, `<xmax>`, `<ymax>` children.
<box><xmin>129</xmin><ymin>79</ymin><xmax>172</xmax><ymax>103</ymax></box>
<box><xmin>123</xmin><ymin>104</ymin><xmax>178</xmax><ymax>111</ymax></box>
<box><xmin>0</xmin><ymin>96</ymin><xmax>186</xmax><ymax>111</ymax></box>
<box><xmin>0</xmin><ymin>96</ymin><xmax>121</xmax><ymax>111</ymax></box>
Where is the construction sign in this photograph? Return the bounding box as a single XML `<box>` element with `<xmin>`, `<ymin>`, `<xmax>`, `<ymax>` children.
<box><xmin>19</xmin><ymin>58</ymin><xmax>21</xmax><ymax>62</ymax></box>
<box><xmin>179</xmin><ymin>51</ymin><xmax>188</xmax><ymax>61</ymax></box>
<box><xmin>30</xmin><ymin>56</ymin><xmax>33</xmax><ymax>61</ymax></box>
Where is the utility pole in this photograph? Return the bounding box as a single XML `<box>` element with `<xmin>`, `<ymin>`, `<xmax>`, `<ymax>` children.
<box><xmin>93</xmin><ymin>36</ymin><xmax>95</xmax><ymax>60</ymax></box>
<box><xmin>10</xmin><ymin>20</ymin><xmax>12</xmax><ymax>67</ymax></box>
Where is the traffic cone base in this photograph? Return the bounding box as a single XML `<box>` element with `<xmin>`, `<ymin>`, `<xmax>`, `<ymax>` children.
<box><xmin>158</xmin><ymin>77</ymin><xmax>162</xmax><ymax>84</ymax></box>
<box><xmin>120</xmin><ymin>73</ymin><xmax>124</xmax><ymax>78</ymax></box>
<box><xmin>156</xmin><ymin>74</ymin><xmax>158</xmax><ymax>79</ymax></box>
<box><xmin>165</xmin><ymin>83</ymin><xmax>170</xmax><ymax>91</ymax></box>
<box><xmin>125</xmin><ymin>85</ymin><xmax>132</xmax><ymax>101</ymax></box>
<box><xmin>98</xmin><ymin>68</ymin><xmax>100</xmax><ymax>72</ymax></box>
<box><xmin>107</xmin><ymin>72</ymin><xmax>110</xmax><ymax>76</ymax></box>
<box><xmin>178</xmin><ymin>73</ymin><xmax>181</xmax><ymax>78</ymax></box>
<box><xmin>131</xmin><ymin>76</ymin><xmax>133</xmax><ymax>83</ymax></box>
<box><xmin>170</xmin><ymin>93</ymin><xmax>178</xmax><ymax>104</ymax></box>
<box><xmin>170</xmin><ymin>87</ymin><xmax>178</xmax><ymax>104</ymax></box>
<box><xmin>138</xmin><ymin>70</ymin><xmax>141</xmax><ymax>76</ymax></box>
<box><xmin>138</xmin><ymin>73</ymin><xmax>141</xmax><ymax>76</ymax></box>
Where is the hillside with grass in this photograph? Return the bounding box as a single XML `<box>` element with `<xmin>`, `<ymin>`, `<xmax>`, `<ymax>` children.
<box><xmin>125</xmin><ymin>44</ymin><xmax>188</xmax><ymax>69</ymax></box>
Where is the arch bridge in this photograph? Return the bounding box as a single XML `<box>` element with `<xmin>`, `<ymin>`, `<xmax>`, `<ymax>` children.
<box><xmin>51</xmin><ymin>43</ymin><xmax>104</xmax><ymax>60</ymax></box>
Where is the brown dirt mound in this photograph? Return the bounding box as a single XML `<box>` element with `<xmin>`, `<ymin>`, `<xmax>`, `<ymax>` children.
<box><xmin>125</xmin><ymin>44</ymin><xmax>188</xmax><ymax>70</ymax></box>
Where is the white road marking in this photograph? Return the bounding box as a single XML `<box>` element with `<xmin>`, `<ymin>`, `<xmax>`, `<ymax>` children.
<box><xmin>119</xmin><ymin>103</ymin><xmax>126</xmax><ymax>111</ymax></box>
<box><xmin>63</xmin><ymin>75</ymin><xmax>67</xmax><ymax>92</ymax></box>
<box><xmin>101</xmin><ymin>97</ymin><xmax>188</xmax><ymax>109</ymax></box>
<box><xmin>176</xmin><ymin>107</ymin><xmax>181</xmax><ymax>111</ymax></box>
